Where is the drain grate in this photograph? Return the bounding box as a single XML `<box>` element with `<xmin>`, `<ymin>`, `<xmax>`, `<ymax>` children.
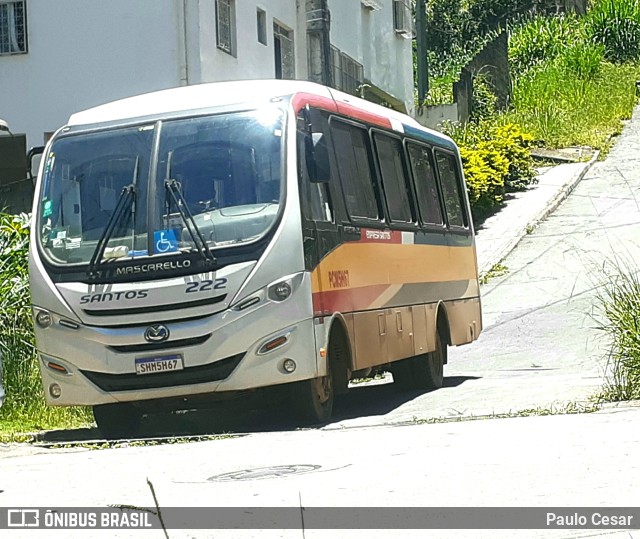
<box><xmin>208</xmin><ymin>464</ymin><xmax>321</xmax><ymax>482</ymax></box>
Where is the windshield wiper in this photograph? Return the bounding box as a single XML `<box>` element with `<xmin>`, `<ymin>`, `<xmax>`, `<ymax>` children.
<box><xmin>164</xmin><ymin>179</ymin><xmax>217</xmax><ymax>267</ymax></box>
<box><xmin>88</xmin><ymin>184</ymin><xmax>136</xmax><ymax>278</ymax></box>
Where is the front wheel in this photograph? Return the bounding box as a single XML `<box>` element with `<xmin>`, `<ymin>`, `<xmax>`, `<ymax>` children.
<box><xmin>93</xmin><ymin>402</ymin><xmax>143</xmax><ymax>439</ymax></box>
<box><xmin>290</xmin><ymin>371</ymin><xmax>334</xmax><ymax>424</ymax></box>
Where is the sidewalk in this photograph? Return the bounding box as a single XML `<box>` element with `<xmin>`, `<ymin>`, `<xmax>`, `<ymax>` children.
<box><xmin>475</xmin><ymin>153</ymin><xmax>599</xmax><ymax>276</ymax></box>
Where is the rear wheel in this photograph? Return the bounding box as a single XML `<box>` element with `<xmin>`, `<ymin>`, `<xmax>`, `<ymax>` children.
<box><xmin>392</xmin><ymin>330</ymin><xmax>446</xmax><ymax>390</ymax></box>
<box><xmin>93</xmin><ymin>402</ymin><xmax>143</xmax><ymax>439</ymax></box>
<box><xmin>413</xmin><ymin>331</ymin><xmax>445</xmax><ymax>390</ymax></box>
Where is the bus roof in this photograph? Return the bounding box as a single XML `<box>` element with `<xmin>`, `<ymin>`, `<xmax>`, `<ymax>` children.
<box><xmin>67</xmin><ymin>79</ymin><xmax>455</xmax><ymax>150</ymax></box>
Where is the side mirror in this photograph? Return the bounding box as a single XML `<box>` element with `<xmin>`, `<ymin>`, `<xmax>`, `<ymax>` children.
<box><xmin>307</xmin><ymin>133</ymin><xmax>331</xmax><ymax>183</ymax></box>
<box><xmin>27</xmin><ymin>146</ymin><xmax>45</xmax><ymax>185</ymax></box>
<box><xmin>307</xmin><ymin>132</ymin><xmax>330</xmax><ymax>183</ymax></box>
<box><xmin>302</xmin><ymin>107</ymin><xmax>330</xmax><ymax>184</ymax></box>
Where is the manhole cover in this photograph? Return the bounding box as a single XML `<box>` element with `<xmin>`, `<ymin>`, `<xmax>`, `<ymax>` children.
<box><xmin>208</xmin><ymin>464</ymin><xmax>321</xmax><ymax>482</ymax></box>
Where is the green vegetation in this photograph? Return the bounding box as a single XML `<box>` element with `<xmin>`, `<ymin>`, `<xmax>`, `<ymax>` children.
<box><xmin>587</xmin><ymin>0</ymin><xmax>640</xmax><ymax>62</ymax></box>
<box><xmin>409</xmin><ymin>401</ymin><xmax>602</xmax><ymax>425</ymax></box>
<box><xmin>0</xmin><ymin>212</ymin><xmax>92</xmax><ymax>434</ymax></box>
<box><xmin>479</xmin><ymin>262</ymin><xmax>509</xmax><ymax>285</ymax></box>
<box><xmin>424</xmin><ymin>0</ymin><xmax>640</xmax><ymax>219</ymax></box>
<box><xmin>594</xmin><ymin>263</ymin><xmax>640</xmax><ymax>402</ymax></box>
<box><xmin>424</xmin><ymin>0</ymin><xmax>533</xmax><ymax>82</ymax></box>
<box><xmin>508</xmin><ymin>14</ymin><xmax>584</xmax><ymax>75</ymax></box>
<box><xmin>503</xmin><ymin>2</ymin><xmax>640</xmax><ymax>150</ymax></box>
<box><xmin>445</xmin><ymin>120</ymin><xmax>536</xmax><ymax>220</ymax></box>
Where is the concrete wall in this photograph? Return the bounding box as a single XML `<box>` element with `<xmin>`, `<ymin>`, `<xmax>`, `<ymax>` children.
<box><xmin>414</xmin><ymin>103</ymin><xmax>458</xmax><ymax>131</ymax></box>
<box><xmin>329</xmin><ymin>0</ymin><xmax>414</xmax><ymax>115</ymax></box>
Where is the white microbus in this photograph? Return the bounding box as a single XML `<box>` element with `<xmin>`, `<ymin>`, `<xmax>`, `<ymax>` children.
<box><xmin>30</xmin><ymin>80</ymin><xmax>481</xmax><ymax>437</ymax></box>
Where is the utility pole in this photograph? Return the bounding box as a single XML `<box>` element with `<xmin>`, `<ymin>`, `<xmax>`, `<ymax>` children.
<box><xmin>306</xmin><ymin>0</ymin><xmax>332</xmax><ymax>87</ymax></box>
<box><xmin>415</xmin><ymin>0</ymin><xmax>429</xmax><ymax>107</ymax></box>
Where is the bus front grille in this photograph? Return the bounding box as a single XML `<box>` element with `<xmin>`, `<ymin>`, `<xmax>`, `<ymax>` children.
<box><xmin>107</xmin><ymin>334</ymin><xmax>211</xmax><ymax>354</ymax></box>
<box><xmin>80</xmin><ymin>353</ymin><xmax>244</xmax><ymax>392</ymax></box>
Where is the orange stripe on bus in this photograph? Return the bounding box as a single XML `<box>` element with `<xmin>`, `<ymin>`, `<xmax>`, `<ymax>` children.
<box><xmin>312</xmin><ymin>284</ymin><xmax>391</xmax><ymax>315</ymax></box>
<box><xmin>311</xmin><ymin>243</ymin><xmax>478</xmax><ymax>293</ymax></box>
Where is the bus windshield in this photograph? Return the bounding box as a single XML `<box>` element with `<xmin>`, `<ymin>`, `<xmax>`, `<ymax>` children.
<box><xmin>38</xmin><ymin>109</ymin><xmax>284</xmax><ymax>268</ymax></box>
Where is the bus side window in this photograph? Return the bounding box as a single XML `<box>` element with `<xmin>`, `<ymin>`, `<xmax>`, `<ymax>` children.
<box><xmin>373</xmin><ymin>133</ymin><xmax>414</xmax><ymax>224</ymax></box>
<box><xmin>406</xmin><ymin>142</ymin><xmax>444</xmax><ymax>226</ymax></box>
<box><xmin>435</xmin><ymin>151</ymin><xmax>467</xmax><ymax>228</ymax></box>
<box><xmin>330</xmin><ymin>120</ymin><xmax>379</xmax><ymax>221</ymax></box>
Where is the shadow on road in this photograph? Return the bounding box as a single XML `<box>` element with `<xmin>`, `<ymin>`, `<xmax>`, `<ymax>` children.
<box><xmin>34</xmin><ymin>375</ymin><xmax>481</xmax><ymax>444</ymax></box>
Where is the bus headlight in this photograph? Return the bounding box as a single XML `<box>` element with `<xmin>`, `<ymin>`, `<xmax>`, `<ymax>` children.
<box><xmin>35</xmin><ymin>310</ymin><xmax>52</xmax><ymax>328</ymax></box>
<box><xmin>268</xmin><ymin>281</ymin><xmax>292</xmax><ymax>301</ymax></box>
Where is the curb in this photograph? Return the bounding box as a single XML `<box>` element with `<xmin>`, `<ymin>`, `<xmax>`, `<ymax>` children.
<box><xmin>478</xmin><ymin>150</ymin><xmax>600</xmax><ymax>278</ymax></box>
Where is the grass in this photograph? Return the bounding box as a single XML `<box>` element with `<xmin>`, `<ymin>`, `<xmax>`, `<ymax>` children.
<box><xmin>408</xmin><ymin>401</ymin><xmax>602</xmax><ymax>425</ymax></box>
<box><xmin>0</xmin><ymin>212</ymin><xmax>93</xmax><ymax>435</ymax></box>
<box><xmin>504</xmin><ymin>61</ymin><xmax>640</xmax><ymax>150</ymax></box>
<box><xmin>593</xmin><ymin>262</ymin><xmax>640</xmax><ymax>402</ymax></box>
<box><xmin>479</xmin><ymin>263</ymin><xmax>509</xmax><ymax>285</ymax></box>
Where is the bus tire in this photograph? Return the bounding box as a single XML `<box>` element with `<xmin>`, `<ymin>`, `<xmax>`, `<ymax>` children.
<box><xmin>93</xmin><ymin>403</ymin><xmax>142</xmax><ymax>439</ymax></box>
<box><xmin>290</xmin><ymin>371</ymin><xmax>334</xmax><ymax>424</ymax></box>
<box><xmin>291</xmin><ymin>327</ymin><xmax>349</xmax><ymax>423</ymax></box>
<box><xmin>391</xmin><ymin>358</ymin><xmax>415</xmax><ymax>389</ymax></box>
<box><xmin>413</xmin><ymin>330</ymin><xmax>445</xmax><ymax>390</ymax></box>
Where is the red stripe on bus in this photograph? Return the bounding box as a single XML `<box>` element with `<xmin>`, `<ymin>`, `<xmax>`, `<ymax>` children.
<box><xmin>291</xmin><ymin>92</ymin><xmax>392</xmax><ymax>129</ymax></box>
<box><xmin>312</xmin><ymin>284</ymin><xmax>390</xmax><ymax>315</ymax></box>
<box><xmin>359</xmin><ymin>229</ymin><xmax>402</xmax><ymax>244</ymax></box>
<box><xmin>291</xmin><ymin>93</ymin><xmax>338</xmax><ymax>114</ymax></box>
<box><xmin>334</xmin><ymin>102</ymin><xmax>392</xmax><ymax>129</ymax></box>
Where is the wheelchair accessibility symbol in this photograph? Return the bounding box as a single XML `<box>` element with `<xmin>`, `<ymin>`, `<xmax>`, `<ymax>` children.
<box><xmin>153</xmin><ymin>229</ymin><xmax>179</xmax><ymax>254</ymax></box>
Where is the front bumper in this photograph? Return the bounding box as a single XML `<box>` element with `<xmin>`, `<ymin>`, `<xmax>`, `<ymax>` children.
<box><xmin>35</xmin><ymin>277</ymin><xmax>321</xmax><ymax>406</ymax></box>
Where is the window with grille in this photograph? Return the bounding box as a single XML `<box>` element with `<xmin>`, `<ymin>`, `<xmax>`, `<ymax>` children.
<box><xmin>393</xmin><ymin>0</ymin><xmax>415</xmax><ymax>38</ymax></box>
<box><xmin>340</xmin><ymin>53</ymin><xmax>364</xmax><ymax>95</ymax></box>
<box><xmin>329</xmin><ymin>46</ymin><xmax>364</xmax><ymax>96</ymax></box>
<box><xmin>216</xmin><ymin>0</ymin><xmax>235</xmax><ymax>55</ymax></box>
<box><xmin>0</xmin><ymin>1</ymin><xmax>27</xmax><ymax>55</ymax></box>
<box><xmin>273</xmin><ymin>22</ymin><xmax>294</xmax><ymax>79</ymax></box>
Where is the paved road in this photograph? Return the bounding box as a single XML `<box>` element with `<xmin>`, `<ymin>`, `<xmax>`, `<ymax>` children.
<box><xmin>3</xmin><ymin>404</ymin><xmax>640</xmax><ymax>538</ymax></box>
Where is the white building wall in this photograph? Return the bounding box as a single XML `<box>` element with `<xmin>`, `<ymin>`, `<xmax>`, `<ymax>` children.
<box><xmin>192</xmin><ymin>0</ymin><xmax>305</xmax><ymax>84</ymax></box>
<box><xmin>328</xmin><ymin>1</ymin><xmax>414</xmax><ymax>115</ymax></box>
<box><xmin>0</xmin><ymin>0</ymin><xmax>181</xmax><ymax>147</ymax></box>
<box><xmin>0</xmin><ymin>0</ymin><xmax>413</xmax><ymax>149</ymax></box>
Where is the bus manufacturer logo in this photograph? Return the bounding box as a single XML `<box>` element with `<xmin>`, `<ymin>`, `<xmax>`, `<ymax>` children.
<box><xmin>144</xmin><ymin>324</ymin><xmax>170</xmax><ymax>343</ymax></box>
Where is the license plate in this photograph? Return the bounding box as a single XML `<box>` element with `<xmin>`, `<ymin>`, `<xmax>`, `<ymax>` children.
<box><xmin>135</xmin><ymin>354</ymin><xmax>184</xmax><ymax>375</ymax></box>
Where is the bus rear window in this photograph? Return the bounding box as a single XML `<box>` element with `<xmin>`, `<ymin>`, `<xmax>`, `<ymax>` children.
<box><xmin>436</xmin><ymin>151</ymin><xmax>467</xmax><ymax>228</ymax></box>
